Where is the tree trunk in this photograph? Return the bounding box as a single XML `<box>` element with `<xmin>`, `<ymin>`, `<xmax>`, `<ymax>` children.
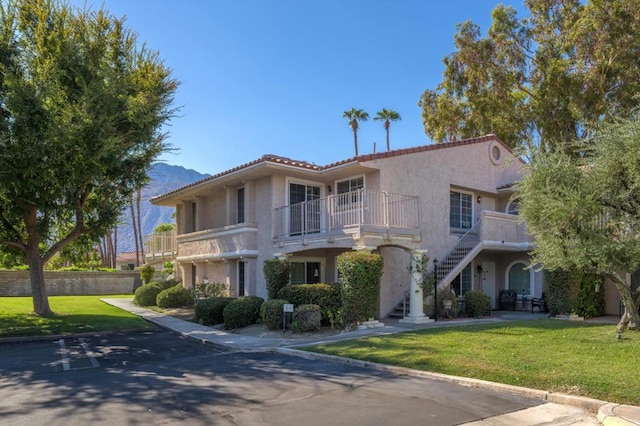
<box><xmin>24</xmin><ymin>207</ymin><xmax>53</xmax><ymax>316</ymax></box>
<box><xmin>130</xmin><ymin>195</ymin><xmax>139</xmax><ymax>267</ymax></box>
<box><xmin>608</xmin><ymin>273</ymin><xmax>639</xmax><ymax>333</ymax></box>
<box><xmin>385</xmin><ymin>123</ymin><xmax>390</xmax><ymax>151</ymax></box>
<box><xmin>136</xmin><ymin>188</ymin><xmax>144</xmax><ymax>263</ymax></box>
<box><xmin>353</xmin><ymin>130</ymin><xmax>359</xmax><ymax>156</ymax></box>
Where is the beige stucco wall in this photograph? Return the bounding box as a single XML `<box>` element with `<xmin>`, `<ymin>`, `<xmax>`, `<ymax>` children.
<box><xmin>0</xmin><ymin>271</ymin><xmax>141</xmax><ymax>296</ymax></box>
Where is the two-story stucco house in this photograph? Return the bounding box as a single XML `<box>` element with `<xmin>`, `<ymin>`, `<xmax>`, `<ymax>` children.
<box><xmin>149</xmin><ymin>134</ymin><xmax>544</xmax><ymax>322</ymax></box>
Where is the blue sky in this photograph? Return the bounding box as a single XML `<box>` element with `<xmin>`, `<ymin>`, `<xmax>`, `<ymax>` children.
<box><xmin>72</xmin><ymin>0</ymin><xmax>523</xmax><ymax>175</ymax></box>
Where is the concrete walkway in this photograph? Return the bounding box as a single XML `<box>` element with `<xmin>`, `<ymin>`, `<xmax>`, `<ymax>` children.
<box><xmin>103</xmin><ymin>298</ymin><xmax>640</xmax><ymax>426</ymax></box>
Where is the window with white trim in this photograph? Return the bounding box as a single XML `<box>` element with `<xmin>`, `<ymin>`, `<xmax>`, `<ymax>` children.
<box><xmin>451</xmin><ymin>264</ymin><xmax>472</xmax><ymax>296</ymax></box>
<box><xmin>336</xmin><ymin>176</ymin><xmax>364</xmax><ymax>204</ymax></box>
<box><xmin>450</xmin><ymin>191</ymin><xmax>472</xmax><ymax>229</ymax></box>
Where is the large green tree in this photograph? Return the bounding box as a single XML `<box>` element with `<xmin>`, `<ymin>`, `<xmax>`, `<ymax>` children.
<box><xmin>343</xmin><ymin>108</ymin><xmax>369</xmax><ymax>156</ymax></box>
<box><xmin>0</xmin><ymin>0</ymin><xmax>178</xmax><ymax>315</ymax></box>
<box><xmin>516</xmin><ymin>113</ymin><xmax>640</xmax><ymax>333</ymax></box>
<box><xmin>419</xmin><ymin>0</ymin><xmax>640</xmax><ymax>154</ymax></box>
<box><xmin>374</xmin><ymin>108</ymin><xmax>401</xmax><ymax>151</ymax></box>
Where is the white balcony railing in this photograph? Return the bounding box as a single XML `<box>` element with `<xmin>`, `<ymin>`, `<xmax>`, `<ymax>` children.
<box><xmin>273</xmin><ymin>189</ymin><xmax>419</xmax><ymax>239</ymax></box>
<box><xmin>144</xmin><ymin>230</ymin><xmax>176</xmax><ymax>262</ymax></box>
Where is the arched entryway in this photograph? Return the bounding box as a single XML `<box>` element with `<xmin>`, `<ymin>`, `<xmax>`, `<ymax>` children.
<box><xmin>506</xmin><ymin>260</ymin><xmax>534</xmax><ymax>297</ymax></box>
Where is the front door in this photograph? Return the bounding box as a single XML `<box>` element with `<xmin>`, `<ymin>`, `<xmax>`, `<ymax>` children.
<box><xmin>481</xmin><ymin>261</ymin><xmax>496</xmax><ymax>309</ymax></box>
<box><xmin>289</xmin><ymin>183</ymin><xmax>321</xmax><ymax>236</ymax></box>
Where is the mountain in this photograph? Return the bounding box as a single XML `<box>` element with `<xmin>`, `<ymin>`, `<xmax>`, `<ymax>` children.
<box><xmin>117</xmin><ymin>163</ymin><xmax>209</xmax><ymax>254</ymax></box>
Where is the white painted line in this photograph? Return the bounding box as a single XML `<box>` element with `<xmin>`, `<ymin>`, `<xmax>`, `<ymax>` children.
<box><xmin>78</xmin><ymin>338</ymin><xmax>100</xmax><ymax>368</ymax></box>
<box><xmin>58</xmin><ymin>339</ymin><xmax>70</xmax><ymax>371</ymax></box>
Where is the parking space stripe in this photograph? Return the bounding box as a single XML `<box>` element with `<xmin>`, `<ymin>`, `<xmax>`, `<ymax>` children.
<box><xmin>58</xmin><ymin>339</ymin><xmax>70</xmax><ymax>371</ymax></box>
<box><xmin>78</xmin><ymin>338</ymin><xmax>100</xmax><ymax>368</ymax></box>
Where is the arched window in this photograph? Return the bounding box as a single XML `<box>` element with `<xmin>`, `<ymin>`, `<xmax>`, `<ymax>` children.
<box><xmin>508</xmin><ymin>261</ymin><xmax>532</xmax><ymax>296</ymax></box>
<box><xmin>506</xmin><ymin>198</ymin><xmax>519</xmax><ymax>215</ymax></box>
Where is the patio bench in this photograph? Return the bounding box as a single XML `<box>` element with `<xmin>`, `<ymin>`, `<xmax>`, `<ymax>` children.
<box><xmin>499</xmin><ymin>289</ymin><xmax>517</xmax><ymax>311</ymax></box>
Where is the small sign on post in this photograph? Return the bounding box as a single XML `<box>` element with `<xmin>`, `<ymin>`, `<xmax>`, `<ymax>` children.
<box><xmin>283</xmin><ymin>304</ymin><xmax>294</xmax><ymax>333</ymax></box>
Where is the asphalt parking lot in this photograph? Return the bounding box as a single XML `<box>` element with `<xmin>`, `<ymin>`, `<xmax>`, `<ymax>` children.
<box><xmin>0</xmin><ymin>329</ymin><xmax>559</xmax><ymax>426</ymax></box>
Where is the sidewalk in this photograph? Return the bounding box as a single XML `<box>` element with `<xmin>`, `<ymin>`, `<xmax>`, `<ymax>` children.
<box><xmin>103</xmin><ymin>298</ymin><xmax>640</xmax><ymax>426</ymax></box>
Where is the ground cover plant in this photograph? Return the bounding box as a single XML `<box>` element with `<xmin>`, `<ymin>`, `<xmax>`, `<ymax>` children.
<box><xmin>0</xmin><ymin>295</ymin><xmax>151</xmax><ymax>338</ymax></box>
<box><xmin>304</xmin><ymin>319</ymin><xmax>640</xmax><ymax>405</ymax></box>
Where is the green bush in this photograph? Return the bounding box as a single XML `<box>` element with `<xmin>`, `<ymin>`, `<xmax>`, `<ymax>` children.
<box><xmin>463</xmin><ymin>290</ymin><xmax>490</xmax><ymax>318</ymax></box>
<box><xmin>133</xmin><ymin>282</ymin><xmax>163</xmax><ymax>306</ymax></box>
<box><xmin>157</xmin><ymin>285</ymin><xmax>194</xmax><ymax>308</ymax></box>
<box><xmin>337</xmin><ymin>251</ymin><xmax>383</xmax><ymax>327</ymax></box>
<box><xmin>159</xmin><ymin>279</ymin><xmax>181</xmax><ymax>290</ymax></box>
<box><xmin>140</xmin><ymin>264</ymin><xmax>156</xmax><ymax>284</ymax></box>
<box><xmin>260</xmin><ymin>299</ymin><xmax>289</xmax><ymax>330</ymax></box>
<box><xmin>223</xmin><ymin>296</ymin><xmax>264</xmax><ymax>329</ymax></box>
<box><xmin>195</xmin><ymin>281</ymin><xmax>230</xmax><ymax>298</ymax></box>
<box><xmin>263</xmin><ymin>259</ymin><xmax>291</xmax><ymax>299</ymax></box>
<box><xmin>277</xmin><ymin>283</ymin><xmax>342</xmax><ymax>323</ymax></box>
<box><xmin>575</xmin><ymin>273</ymin><xmax>605</xmax><ymax>318</ymax></box>
<box><xmin>294</xmin><ymin>304</ymin><xmax>321</xmax><ymax>332</ymax></box>
<box><xmin>546</xmin><ymin>269</ymin><xmax>580</xmax><ymax>316</ymax></box>
<box><xmin>195</xmin><ymin>297</ymin><xmax>233</xmax><ymax>326</ymax></box>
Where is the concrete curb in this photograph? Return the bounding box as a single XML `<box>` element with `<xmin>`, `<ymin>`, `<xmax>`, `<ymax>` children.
<box><xmin>598</xmin><ymin>403</ymin><xmax>640</xmax><ymax>426</ymax></box>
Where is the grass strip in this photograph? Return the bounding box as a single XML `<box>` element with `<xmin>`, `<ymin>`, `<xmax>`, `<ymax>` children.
<box><xmin>0</xmin><ymin>295</ymin><xmax>152</xmax><ymax>337</ymax></box>
<box><xmin>304</xmin><ymin>319</ymin><xmax>640</xmax><ymax>405</ymax></box>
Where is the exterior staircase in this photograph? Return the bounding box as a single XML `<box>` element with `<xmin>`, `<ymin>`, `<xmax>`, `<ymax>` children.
<box><xmin>388</xmin><ymin>291</ymin><xmax>410</xmax><ymax>319</ymax></box>
<box><xmin>434</xmin><ymin>221</ymin><xmax>481</xmax><ymax>289</ymax></box>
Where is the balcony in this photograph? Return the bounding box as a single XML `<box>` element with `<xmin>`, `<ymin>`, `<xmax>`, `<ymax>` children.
<box><xmin>273</xmin><ymin>190</ymin><xmax>420</xmax><ymax>249</ymax></box>
<box><xmin>144</xmin><ymin>230</ymin><xmax>176</xmax><ymax>263</ymax></box>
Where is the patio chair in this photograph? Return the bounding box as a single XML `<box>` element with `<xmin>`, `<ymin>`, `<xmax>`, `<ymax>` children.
<box><xmin>499</xmin><ymin>289</ymin><xmax>517</xmax><ymax>311</ymax></box>
<box><xmin>531</xmin><ymin>292</ymin><xmax>547</xmax><ymax>313</ymax></box>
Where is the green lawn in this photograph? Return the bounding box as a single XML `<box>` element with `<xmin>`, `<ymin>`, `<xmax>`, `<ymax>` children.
<box><xmin>304</xmin><ymin>319</ymin><xmax>640</xmax><ymax>405</ymax></box>
<box><xmin>0</xmin><ymin>295</ymin><xmax>152</xmax><ymax>337</ymax></box>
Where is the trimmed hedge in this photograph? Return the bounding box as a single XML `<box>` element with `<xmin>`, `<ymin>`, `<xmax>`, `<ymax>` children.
<box><xmin>195</xmin><ymin>297</ymin><xmax>233</xmax><ymax>326</ymax></box>
<box><xmin>463</xmin><ymin>290</ymin><xmax>490</xmax><ymax>318</ymax></box>
<box><xmin>337</xmin><ymin>251</ymin><xmax>383</xmax><ymax>327</ymax></box>
<box><xmin>277</xmin><ymin>283</ymin><xmax>341</xmax><ymax>323</ymax></box>
<box><xmin>294</xmin><ymin>304</ymin><xmax>321</xmax><ymax>331</ymax></box>
<box><xmin>133</xmin><ymin>282</ymin><xmax>163</xmax><ymax>306</ymax></box>
<box><xmin>263</xmin><ymin>259</ymin><xmax>291</xmax><ymax>299</ymax></box>
<box><xmin>223</xmin><ymin>296</ymin><xmax>264</xmax><ymax>330</ymax></box>
<box><xmin>157</xmin><ymin>285</ymin><xmax>194</xmax><ymax>308</ymax></box>
<box><xmin>260</xmin><ymin>299</ymin><xmax>289</xmax><ymax>330</ymax></box>
<box><xmin>575</xmin><ymin>273</ymin><xmax>606</xmax><ymax>318</ymax></box>
<box><xmin>159</xmin><ymin>279</ymin><xmax>181</xmax><ymax>290</ymax></box>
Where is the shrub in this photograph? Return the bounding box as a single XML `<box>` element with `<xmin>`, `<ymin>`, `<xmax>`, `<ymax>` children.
<box><xmin>294</xmin><ymin>304</ymin><xmax>321</xmax><ymax>332</ymax></box>
<box><xmin>277</xmin><ymin>283</ymin><xmax>342</xmax><ymax>323</ymax></box>
<box><xmin>260</xmin><ymin>299</ymin><xmax>289</xmax><ymax>330</ymax></box>
<box><xmin>159</xmin><ymin>279</ymin><xmax>181</xmax><ymax>290</ymax></box>
<box><xmin>195</xmin><ymin>297</ymin><xmax>234</xmax><ymax>326</ymax></box>
<box><xmin>463</xmin><ymin>290</ymin><xmax>490</xmax><ymax>318</ymax></box>
<box><xmin>575</xmin><ymin>273</ymin><xmax>605</xmax><ymax>318</ymax></box>
<box><xmin>140</xmin><ymin>264</ymin><xmax>156</xmax><ymax>284</ymax></box>
<box><xmin>263</xmin><ymin>259</ymin><xmax>291</xmax><ymax>299</ymax></box>
<box><xmin>195</xmin><ymin>281</ymin><xmax>230</xmax><ymax>298</ymax></box>
<box><xmin>223</xmin><ymin>296</ymin><xmax>264</xmax><ymax>329</ymax></box>
<box><xmin>546</xmin><ymin>268</ymin><xmax>580</xmax><ymax>316</ymax></box>
<box><xmin>133</xmin><ymin>282</ymin><xmax>163</xmax><ymax>306</ymax></box>
<box><xmin>157</xmin><ymin>285</ymin><xmax>194</xmax><ymax>308</ymax></box>
<box><xmin>337</xmin><ymin>251</ymin><xmax>383</xmax><ymax>327</ymax></box>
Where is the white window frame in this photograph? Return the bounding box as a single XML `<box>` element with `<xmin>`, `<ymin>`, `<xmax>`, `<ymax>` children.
<box><xmin>450</xmin><ymin>190</ymin><xmax>474</xmax><ymax>230</ymax></box>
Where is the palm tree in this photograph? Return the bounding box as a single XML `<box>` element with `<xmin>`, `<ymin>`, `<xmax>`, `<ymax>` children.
<box><xmin>374</xmin><ymin>108</ymin><xmax>401</xmax><ymax>151</ymax></box>
<box><xmin>343</xmin><ymin>108</ymin><xmax>369</xmax><ymax>156</ymax></box>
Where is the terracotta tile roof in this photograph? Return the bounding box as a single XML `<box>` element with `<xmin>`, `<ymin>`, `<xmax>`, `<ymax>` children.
<box><xmin>152</xmin><ymin>134</ymin><xmax>517</xmax><ymax>202</ymax></box>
